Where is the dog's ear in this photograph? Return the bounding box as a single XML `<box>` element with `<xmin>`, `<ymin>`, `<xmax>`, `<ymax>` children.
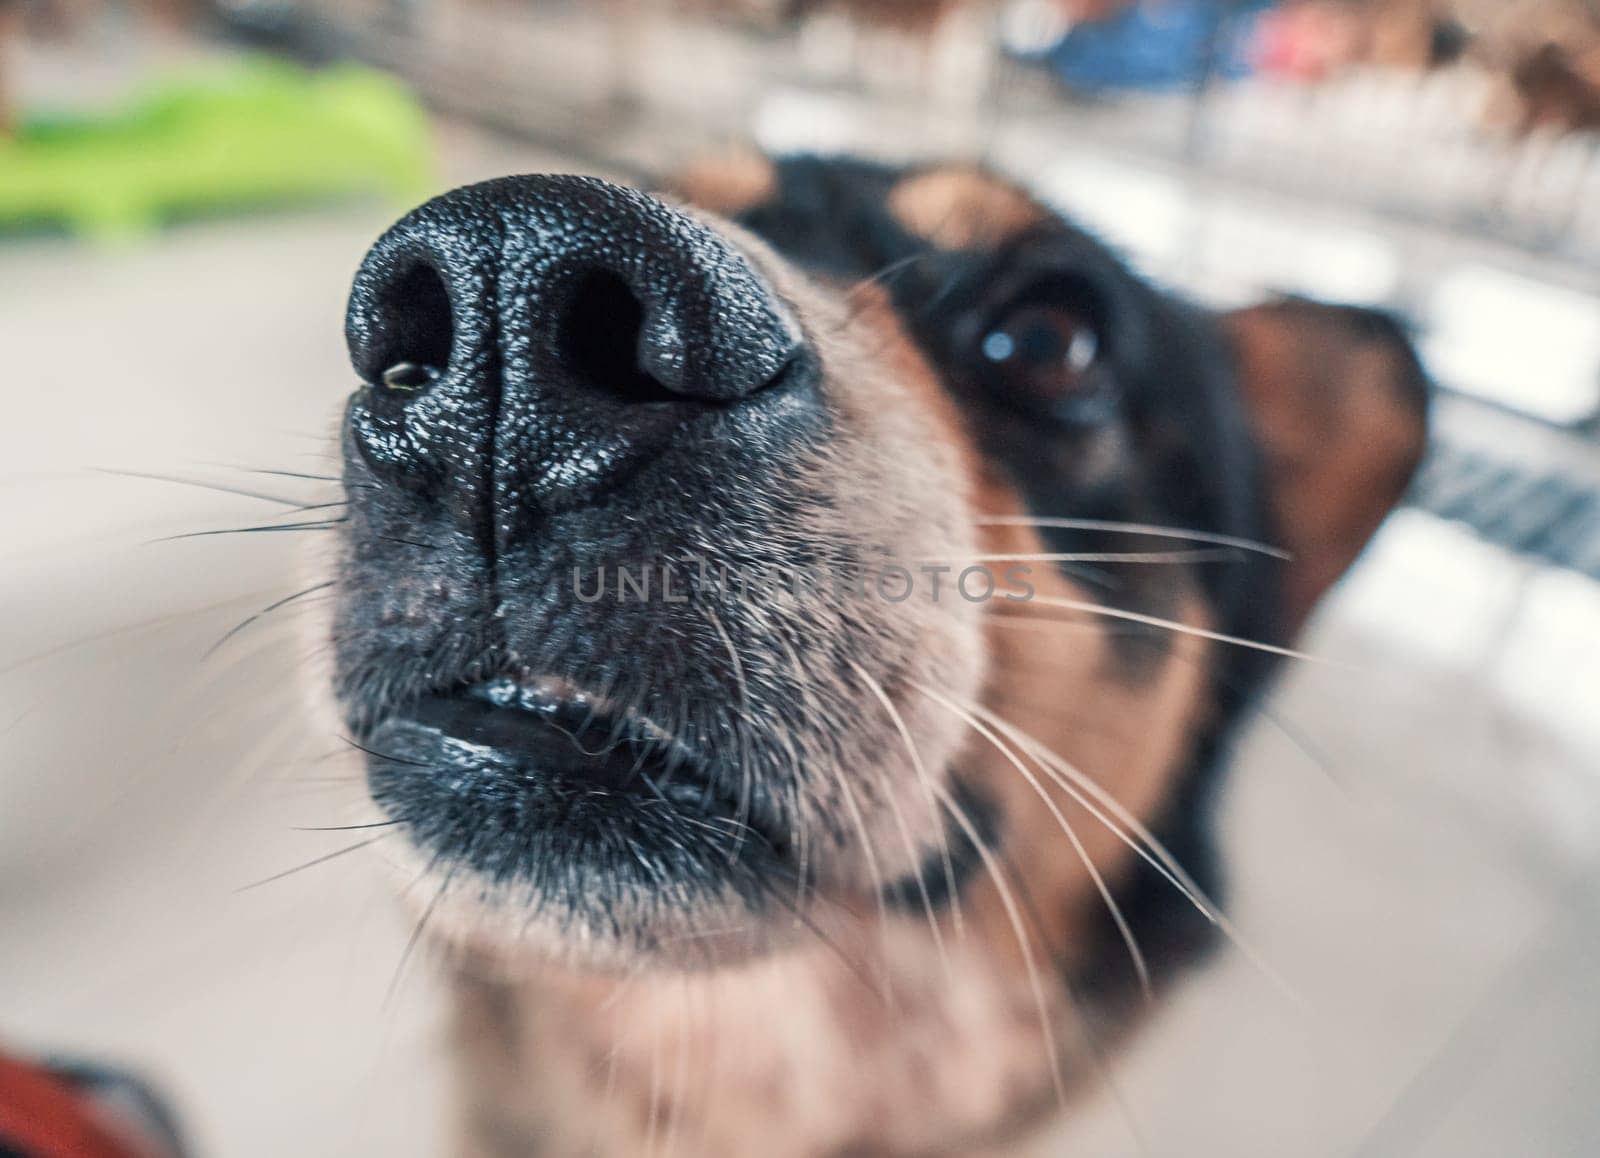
<box><xmin>1223</xmin><ymin>298</ymin><xmax>1430</xmax><ymax>631</ymax></box>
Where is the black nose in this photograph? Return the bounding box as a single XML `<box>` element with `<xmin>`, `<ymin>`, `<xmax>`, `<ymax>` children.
<box><xmin>343</xmin><ymin>174</ymin><xmax>804</xmax><ymax>529</ymax></box>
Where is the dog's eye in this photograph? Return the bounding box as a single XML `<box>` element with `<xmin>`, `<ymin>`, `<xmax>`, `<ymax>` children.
<box><xmin>380</xmin><ymin>361</ymin><xmax>440</xmax><ymax>392</ymax></box>
<box><xmin>979</xmin><ymin>304</ymin><xmax>1102</xmax><ymax>415</ymax></box>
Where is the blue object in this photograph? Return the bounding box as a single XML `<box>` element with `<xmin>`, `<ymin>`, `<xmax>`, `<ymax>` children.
<box><xmin>1036</xmin><ymin>0</ymin><xmax>1277</xmax><ymax>93</ymax></box>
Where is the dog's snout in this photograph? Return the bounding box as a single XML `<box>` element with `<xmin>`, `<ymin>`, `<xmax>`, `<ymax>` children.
<box><xmin>343</xmin><ymin>174</ymin><xmax>805</xmax><ymax>521</ymax></box>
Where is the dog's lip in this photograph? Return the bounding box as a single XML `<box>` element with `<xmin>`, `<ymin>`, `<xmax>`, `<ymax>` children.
<box><xmin>455</xmin><ymin>675</ymin><xmax>693</xmax><ymax>769</ymax></box>
<box><xmin>372</xmin><ymin>676</ymin><xmax>777</xmax><ymax>842</ymax></box>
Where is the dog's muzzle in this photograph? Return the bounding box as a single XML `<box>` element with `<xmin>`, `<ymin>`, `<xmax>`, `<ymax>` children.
<box><xmin>334</xmin><ymin>175</ymin><xmax>834</xmax><ymax>923</ymax></box>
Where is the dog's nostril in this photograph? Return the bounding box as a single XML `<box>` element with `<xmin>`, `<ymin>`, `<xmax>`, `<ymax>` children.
<box><xmin>557</xmin><ymin>270</ymin><xmax>676</xmax><ymax>403</ymax></box>
<box><xmin>382</xmin><ymin>361</ymin><xmax>440</xmax><ymax>391</ymax></box>
<box><xmin>364</xmin><ymin>262</ymin><xmax>454</xmax><ymax>390</ymax></box>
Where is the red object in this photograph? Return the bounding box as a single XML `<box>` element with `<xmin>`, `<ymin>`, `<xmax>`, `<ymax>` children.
<box><xmin>0</xmin><ymin>1054</ymin><xmax>153</xmax><ymax>1158</ymax></box>
<box><xmin>1254</xmin><ymin>3</ymin><xmax>1359</xmax><ymax>80</ymax></box>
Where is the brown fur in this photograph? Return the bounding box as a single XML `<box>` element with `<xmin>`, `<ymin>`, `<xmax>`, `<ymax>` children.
<box><xmin>671</xmin><ymin>150</ymin><xmax>779</xmax><ymax>218</ymax></box>
<box><xmin>887</xmin><ymin>167</ymin><xmax>1048</xmax><ymax>251</ymax></box>
<box><xmin>1225</xmin><ymin>301</ymin><xmax>1428</xmax><ymax>630</ymax></box>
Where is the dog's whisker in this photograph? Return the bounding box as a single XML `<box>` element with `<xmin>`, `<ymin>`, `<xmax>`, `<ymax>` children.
<box><xmin>341</xmin><ymin>734</ymin><xmax>431</xmax><ymax>768</ymax></box>
<box><xmin>235</xmin><ymin>834</ymin><xmax>390</xmax><ymax>893</ymax></box>
<box><xmin>840</xmin><ymin>252</ymin><xmax>925</xmax><ymax>305</ymax></box>
<box><xmin>993</xmin><ymin>842</ymin><xmax>1153</xmax><ymax>1156</ymax></box>
<box><xmin>966</xmin><ymin>703</ymin><xmax>1302</xmax><ymax>1005</ymax></box>
<box><xmin>200</xmin><ymin>461</ymin><xmax>377</xmax><ymax>494</ymax></box>
<box><xmin>1155</xmin><ymin>640</ymin><xmax>1352</xmax><ymax>794</ymax></box>
<box><xmin>964</xmin><ymin>548</ymin><xmax>1244</xmax><ymax>565</ymax></box>
<box><xmin>914</xmin><ymin>682</ymin><xmax>1152</xmax><ymax>1001</ymax></box>
<box><xmin>975</xmin><ymin>515</ymin><xmax>1293</xmax><ymax>559</ymax></box>
<box><xmin>378</xmin><ymin>534</ymin><xmax>440</xmax><ymax>551</ymax></box>
<box><xmin>701</xmin><ymin>606</ymin><xmax>757</xmax><ymax>867</ymax></box>
<box><xmin>930</xmin><ymin>777</ymin><xmax>1069</xmax><ymax>1110</ymax></box>
<box><xmin>0</xmin><ymin>588</ymin><xmax>290</xmax><ymax>680</ymax></box>
<box><xmin>206</xmin><ymin>581</ymin><xmax>335</xmax><ymax>657</ymax></box>
<box><xmin>771</xmin><ymin>630</ymin><xmax>897</xmax><ymax>996</ymax></box>
<box><xmin>762</xmin><ymin>625</ymin><xmax>818</xmax><ymax>912</ymax></box>
<box><xmin>92</xmin><ymin>466</ymin><xmax>306</xmax><ymax>506</ymax></box>
<box><xmin>750</xmin><ymin>862</ymin><xmax>888</xmax><ymax>1004</ymax></box>
<box><xmin>800</xmin><ymin>710</ymin><xmax>902</xmax><ymax>991</ymax></box>
<box><xmin>219</xmin><ymin>466</ymin><xmax>345</xmax><ymax>484</ymax></box>
<box><xmin>850</xmin><ymin>659</ymin><xmax>965</xmax><ymax>951</ymax></box>
<box><xmin>385</xmin><ymin>862</ymin><xmax>458</xmax><ymax>1011</ymax></box>
<box><xmin>283</xmin><ymin>499</ymin><xmax>350</xmax><ymax>516</ymax></box>
<box><xmin>831</xmin><ymin>249</ymin><xmax>938</xmax><ymax>333</ymax></box>
<box><xmin>154</xmin><ymin>517</ymin><xmax>349</xmax><ymax>543</ymax></box>
<box><xmin>954</xmin><ymin>704</ymin><xmax>1206</xmax><ymax>909</ymax></box>
<box><xmin>857</xmin><ymin>716</ymin><xmax>954</xmax><ymax>977</ymax></box>
<box><xmin>1009</xmin><ymin>595</ymin><xmax>1344</xmax><ymax>667</ymax></box>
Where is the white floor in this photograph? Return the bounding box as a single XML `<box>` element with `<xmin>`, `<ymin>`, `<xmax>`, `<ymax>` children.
<box><xmin>4</xmin><ymin>130</ymin><xmax>1600</xmax><ymax>1157</ymax></box>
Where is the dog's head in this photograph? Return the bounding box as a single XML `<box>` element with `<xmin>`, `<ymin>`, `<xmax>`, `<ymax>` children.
<box><xmin>331</xmin><ymin>155</ymin><xmax>1426</xmax><ymax>974</ymax></box>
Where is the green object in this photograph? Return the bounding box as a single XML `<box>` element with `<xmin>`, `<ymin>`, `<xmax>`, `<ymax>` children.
<box><xmin>0</xmin><ymin>58</ymin><xmax>434</xmax><ymax>240</ymax></box>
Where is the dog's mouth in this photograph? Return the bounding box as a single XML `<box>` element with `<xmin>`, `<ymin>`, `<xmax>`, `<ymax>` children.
<box><xmin>393</xmin><ymin>678</ymin><xmax>706</xmax><ymax>804</ymax></box>
<box><xmin>362</xmin><ymin>678</ymin><xmax>791</xmax><ymax>913</ymax></box>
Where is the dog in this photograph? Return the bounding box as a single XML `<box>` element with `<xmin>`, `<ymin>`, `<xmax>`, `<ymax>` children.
<box><xmin>328</xmin><ymin>153</ymin><xmax>1428</xmax><ymax>1156</ymax></box>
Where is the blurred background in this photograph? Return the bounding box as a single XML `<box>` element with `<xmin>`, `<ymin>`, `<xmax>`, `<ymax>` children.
<box><xmin>2</xmin><ymin>1</ymin><xmax>1599</xmax><ymax>1155</ymax></box>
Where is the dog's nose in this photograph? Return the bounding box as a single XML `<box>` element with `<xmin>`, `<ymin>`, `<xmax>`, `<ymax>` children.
<box><xmin>343</xmin><ymin>175</ymin><xmax>803</xmax><ymax>529</ymax></box>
